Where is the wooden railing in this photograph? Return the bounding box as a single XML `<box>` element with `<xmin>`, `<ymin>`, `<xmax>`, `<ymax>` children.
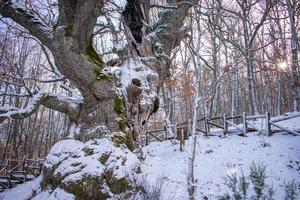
<box><xmin>146</xmin><ymin>112</ymin><xmax>300</xmax><ymax>144</ymax></box>
<box><xmin>0</xmin><ymin>158</ymin><xmax>43</xmax><ymax>191</ymax></box>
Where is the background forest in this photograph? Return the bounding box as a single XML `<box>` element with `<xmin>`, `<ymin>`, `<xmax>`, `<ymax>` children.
<box><xmin>0</xmin><ymin>0</ymin><xmax>299</xmax><ymax>163</ymax></box>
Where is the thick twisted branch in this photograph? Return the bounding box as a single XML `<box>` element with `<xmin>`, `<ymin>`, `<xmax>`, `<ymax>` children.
<box><xmin>0</xmin><ymin>91</ymin><xmax>83</xmax><ymax>123</ymax></box>
<box><xmin>0</xmin><ymin>0</ymin><xmax>53</xmax><ymax>48</ymax></box>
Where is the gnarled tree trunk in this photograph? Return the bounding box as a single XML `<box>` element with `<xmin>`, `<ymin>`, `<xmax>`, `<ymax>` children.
<box><xmin>0</xmin><ymin>0</ymin><xmax>196</xmax><ymax>143</ymax></box>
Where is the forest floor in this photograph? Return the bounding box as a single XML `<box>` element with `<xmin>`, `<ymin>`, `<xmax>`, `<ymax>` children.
<box><xmin>0</xmin><ymin>113</ymin><xmax>299</xmax><ymax>200</ymax></box>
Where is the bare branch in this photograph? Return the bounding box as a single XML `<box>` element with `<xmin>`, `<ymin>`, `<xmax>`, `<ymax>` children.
<box><xmin>0</xmin><ymin>90</ymin><xmax>46</xmax><ymax>123</ymax></box>
<box><xmin>0</xmin><ymin>90</ymin><xmax>83</xmax><ymax>123</ymax></box>
<box><xmin>40</xmin><ymin>44</ymin><xmax>62</xmax><ymax>76</ymax></box>
<box><xmin>249</xmin><ymin>1</ymin><xmax>278</xmax><ymax>46</ymax></box>
<box><xmin>0</xmin><ymin>0</ymin><xmax>54</xmax><ymax>48</ymax></box>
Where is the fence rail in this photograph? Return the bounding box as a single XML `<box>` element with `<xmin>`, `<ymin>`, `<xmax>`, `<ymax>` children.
<box><xmin>146</xmin><ymin>112</ymin><xmax>300</xmax><ymax>144</ymax></box>
<box><xmin>0</xmin><ymin>158</ymin><xmax>43</xmax><ymax>192</ymax></box>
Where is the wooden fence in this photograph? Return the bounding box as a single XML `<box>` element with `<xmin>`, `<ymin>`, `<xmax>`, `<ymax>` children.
<box><xmin>146</xmin><ymin>112</ymin><xmax>300</xmax><ymax>144</ymax></box>
<box><xmin>0</xmin><ymin>158</ymin><xmax>43</xmax><ymax>191</ymax></box>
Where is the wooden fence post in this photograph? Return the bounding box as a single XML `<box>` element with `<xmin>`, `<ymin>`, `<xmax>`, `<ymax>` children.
<box><xmin>265</xmin><ymin>112</ymin><xmax>271</xmax><ymax>136</ymax></box>
<box><xmin>188</xmin><ymin>119</ymin><xmax>192</xmax><ymax>136</ymax></box>
<box><xmin>22</xmin><ymin>157</ymin><xmax>26</xmax><ymax>181</ymax></box>
<box><xmin>38</xmin><ymin>160</ymin><xmax>43</xmax><ymax>175</ymax></box>
<box><xmin>174</xmin><ymin>122</ymin><xmax>177</xmax><ymax>140</ymax></box>
<box><xmin>242</xmin><ymin>112</ymin><xmax>247</xmax><ymax>135</ymax></box>
<box><xmin>21</xmin><ymin>157</ymin><xmax>26</xmax><ymax>171</ymax></box>
<box><xmin>223</xmin><ymin>113</ymin><xmax>227</xmax><ymax>136</ymax></box>
<box><xmin>164</xmin><ymin>126</ymin><xmax>167</xmax><ymax>140</ymax></box>
<box><xmin>204</xmin><ymin>118</ymin><xmax>210</xmax><ymax>135</ymax></box>
<box><xmin>146</xmin><ymin>132</ymin><xmax>149</xmax><ymax>145</ymax></box>
<box><xmin>180</xmin><ymin>129</ymin><xmax>184</xmax><ymax>152</ymax></box>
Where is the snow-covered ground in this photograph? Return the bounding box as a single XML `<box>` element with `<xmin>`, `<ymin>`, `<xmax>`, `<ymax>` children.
<box><xmin>142</xmin><ymin>134</ymin><xmax>300</xmax><ymax>199</ymax></box>
<box><xmin>142</xmin><ymin>113</ymin><xmax>300</xmax><ymax>199</ymax></box>
<box><xmin>1</xmin><ymin>113</ymin><xmax>300</xmax><ymax>200</ymax></box>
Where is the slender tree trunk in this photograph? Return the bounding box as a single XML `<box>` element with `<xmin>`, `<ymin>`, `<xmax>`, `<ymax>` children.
<box><xmin>286</xmin><ymin>0</ymin><xmax>300</xmax><ymax>111</ymax></box>
<box><xmin>246</xmin><ymin>49</ymin><xmax>258</xmax><ymax>114</ymax></box>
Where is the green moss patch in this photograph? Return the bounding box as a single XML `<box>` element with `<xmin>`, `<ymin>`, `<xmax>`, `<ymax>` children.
<box><xmin>41</xmin><ymin>167</ymin><xmax>62</xmax><ymax>190</ymax></box>
<box><xmin>85</xmin><ymin>39</ymin><xmax>105</xmax><ymax>70</ymax></box>
<box><xmin>114</xmin><ymin>96</ymin><xmax>127</xmax><ymax>131</ymax></box>
<box><xmin>74</xmin><ymin>133</ymin><xmax>81</xmax><ymax>141</ymax></box>
<box><xmin>85</xmin><ymin>38</ymin><xmax>113</xmax><ymax>82</ymax></box>
<box><xmin>83</xmin><ymin>147</ymin><xmax>94</xmax><ymax>156</ymax></box>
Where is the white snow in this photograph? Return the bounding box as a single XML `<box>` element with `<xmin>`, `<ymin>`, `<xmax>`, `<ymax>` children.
<box><xmin>44</xmin><ymin>139</ymin><xmax>84</xmax><ymax>169</ymax></box>
<box><xmin>31</xmin><ymin>190</ymin><xmax>52</xmax><ymax>200</ymax></box>
<box><xmin>113</xmin><ymin>58</ymin><xmax>159</xmax><ymax>110</ymax></box>
<box><xmin>0</xmin><ymin>175</ymin><xmax>43</xmax><ymax>200</ymax></box>
<box><xmin>1</xmin><ymin>114</ymin><xmax>299</xmax><ymax>200</ymax></box>
<box><xmin>142</xmin><ymin>132</ymin><xmax>300</xmax><ymax>199</ymax></box>
<box><xmin>47</xmin><ymin>188</ymin><xmax>75</xmax><ymax>200</ymax></box>
<box><xmin>45</xmin><ymin>136</ymin><xmax>140</xmax><ymax>184</ymax></box>
<box><xmin>114</xmin><ymin>58</ymin><xmax>158</xmax><ymax>92</ymax></box>
<box><xmin>0</xmin><ymin>90</ymin><xmax>45</xmax><ymax>119</ymax></box>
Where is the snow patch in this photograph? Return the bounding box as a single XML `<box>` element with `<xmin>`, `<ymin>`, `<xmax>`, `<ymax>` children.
<box><xmin>0</xmin><ymin>175</ymin><xmax>43</xmax><ymax>200</ymax></box>
<box><xmin>48</xmin><ymin>188</ymin><xmax>75</xmax><ymax>200</ymax></box>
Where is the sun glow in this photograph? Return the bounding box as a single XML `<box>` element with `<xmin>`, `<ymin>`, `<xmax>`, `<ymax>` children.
<box><xmin>278</xmin><ymin>61</ymin><xmax>288</xmax><ymax>70</ymax></box>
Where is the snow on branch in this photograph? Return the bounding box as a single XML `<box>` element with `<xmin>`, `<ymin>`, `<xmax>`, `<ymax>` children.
<box><xmin>0</xmin><ymin>0</ymin><xmax>53</xmax><ymax>48</ymax></box>
<box><xmin>0</xmin><ymin>90</ymin><xmax>47</xmax><ymax>123</ymax></box>
<box><xmin>0</xmin><ymin>91</ymin><xmax>83</xmax><ymax>123</ymax></box>
<box><xmin>42</xmin><ymin>92</ymin><xmax>83</xmax><ymax>121</ymax></box>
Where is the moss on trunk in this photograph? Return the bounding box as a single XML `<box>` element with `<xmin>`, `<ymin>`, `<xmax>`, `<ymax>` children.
<box><xmin>85</xmin><ymin>38</ymin><xmax>105</xmax><ymax>71</ymax></box>
<box><xmin>114</xmin><ymin>96</ymin><xmax>127</xmax><ymax>131</ymax></box>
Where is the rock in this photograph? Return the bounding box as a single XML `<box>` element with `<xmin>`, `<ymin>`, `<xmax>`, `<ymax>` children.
<box><xmin>41</xmin><ymin>134</ymin><xmax>141</xmax><ymax>199</ymax></box>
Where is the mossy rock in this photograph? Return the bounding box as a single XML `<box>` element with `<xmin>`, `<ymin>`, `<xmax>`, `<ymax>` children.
<box><xmin>74</xmin><ymin>133</ymin><xmax>82</xmax><ymax>141</ymax></box>
<box><xmin>83</xmin><ymin>147</ymin><xmax>94</xmax><ymax>156</ymax></box>
<box><xmin>99</xmin><ymin>152</ymin><xmax>111</xmax><ymax>165</ymax></box>
<box><xmin>41</xmin><ymin>166</ymin><xmax>62</xmax><ymax>190</ymax></box>
<box><xmin>104</xmin><ymin>170</ymin><xmax>130</xmax><ymax>195</ymax></box>
<box><xmin>62</xmin><ymin>175</ymin><xmax>110</xmax><ymax>200</ymax></box>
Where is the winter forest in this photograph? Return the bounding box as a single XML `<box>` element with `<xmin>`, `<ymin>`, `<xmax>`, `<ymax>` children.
<box><xmin>0</xmin><ymin>0</ymin><xmax>299</xmax><ymax>199</ymax></box>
